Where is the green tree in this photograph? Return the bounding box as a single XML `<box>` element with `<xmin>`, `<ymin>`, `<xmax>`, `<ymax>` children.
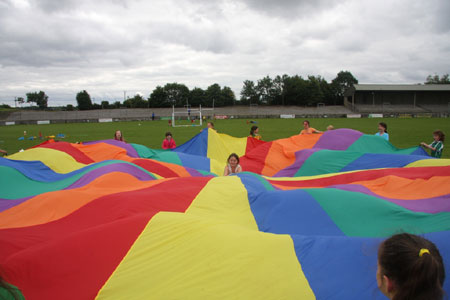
<box><xmin>164</xmin><ymin>83</ymin><xmax>190</xmax><ymax>107</ymax></box>
<box><xmin>206</xmin><ymin>83</ymin><xmax>222</xmax><ymax>107</ymax></box>
<box><xmin>113</xmin><ymin>101</ymin><xmax>121</xmax><ymax>108</ymax></box>
<box><xmin>240</xmin><ymin>80</ymin><xmax>259</xmax><ymax>105</ymax></box>
<box><xmin>318</xmin><ymin>76</ymin><xmax>336</xmax><ymax>105</ymax></box>
<box><xmin>65</xmin><ymin>104</ymin><xmax>75</xmax><ymax>111</ymax></box>
<box><xmin>283</xmin><ymin>75</ymin><xmax>308</xmax><ymax>106</ymax></box>
<box><xmin>101</xmin><ymin>101</ymin><xmax>109</xmax><ymax>109</ymax></box>
<box><xmin>123</xmin><ymin>95</ymin><xmax>147</xmax><ymax>108</ymax></box>
<box><xmin>189</xmin><ymin>87</ymin><xmax>206</xmax><ymax>106</ymax></box>
<box><xmin>425</xmin><ymin>74</ymin><xmax>450</xmax><ymax>84</ymax></box>
<box><xmin>331</xmin><ymin>71</ymin><xmax>358</xmax><ymax>104</ymax></box>
<box><xmin>221</xmin><ymin>86</ymin><xmax>236</xmax><ymax>106</ymax></box>
<box><xmin>273</xmin><ymin>75</ymin><xmax>289</xmax><ymax>105</ymax></box>
<box><xmin>305</xmin><ymin>75</ymin><xmax>324</xmax><ymax>106</ymax></box>
<box><xmin>26</xmin><ymin>91</ymin><xmax>48</xmax><ymax>109</ymax></box>
<box><xmin>131</xmin><ymin>94</ymin><xmax>148</xmax><ymax>108</ymax></box>
<box><xmin>76</xmin><ymin>90</ymin><xmax>93</xmax><ymax>110</ymax></box>
<box><xmin>149</xmin><ymin>86</ymin><xmax>167</xmax><ymax>107</ymax></box>
<box><xmin>256</xmin><ymin>76</ymin><xmax>276</xmax><ymax>104</ymax></box>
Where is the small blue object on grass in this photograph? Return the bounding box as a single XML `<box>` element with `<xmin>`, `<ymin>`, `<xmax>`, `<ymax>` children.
<box><xmin>28</xmin><ymin>137</ymin><xmax>35</xmax><ymax>140</ymax></box>
<box><xmin>18</xmin><ymin>137</ymin><xmax>25</xmax><ymax>141</ymax></box>
<box><xmin>56</xmin><ymin>134</ymin><xmax>66</xmax><ymax>138</ymax></box>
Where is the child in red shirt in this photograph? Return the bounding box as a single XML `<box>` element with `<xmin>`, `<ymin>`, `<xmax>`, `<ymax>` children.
<box><xmin>162</xmin><ymin>132</ymin><xmax>176</xmax><ymax>149</ymax></box>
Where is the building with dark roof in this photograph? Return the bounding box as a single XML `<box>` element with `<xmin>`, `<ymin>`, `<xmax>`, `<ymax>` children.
<box><xmin>344</xmin><ymin>84</ymin><xmax>450</xmax><ymax>113</ymax></box>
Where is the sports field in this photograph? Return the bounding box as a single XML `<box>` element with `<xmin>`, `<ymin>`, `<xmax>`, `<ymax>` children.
<box><xmin>1</xmin><ymin>118</ymin><xmax>449</xmax><ymax>158</ymax></box>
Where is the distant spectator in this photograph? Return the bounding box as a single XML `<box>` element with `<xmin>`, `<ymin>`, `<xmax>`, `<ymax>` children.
<box><xmin>0</xmin><ymin>149</ymin><xmax>7</xmax><ymax>156</ymax></box>
<box><xmin>162</xmin><ymin>132</ymin><xmax>176</xmax><ymax>149</ymax></box>
<box><xmin>0</xmin><ymin>274</ymin><xmax>25</xmax><ymax>300</ymax></box>
<box><xmin>300</xmin><ymin>120</ymin><xmax>322</xmax><ymax>135</ymax></box>
<box><xmin>327</xmin><ymin>125</ymin><xmax>334</xmax><ymax>131</ymax></box>
<box><xmin>421</xmin><ymin>130</ymin><xmax>445</xmax><ymax>158</ymax></box>
<box><xmin>249</xmin><ymin>126</ymin><xmax>262</xmax><ymax>140</ymax></box>
<box><xmin>375</xmin><ymin>122</ymin><xmax>389</xmax><ymax>141</ymax></box>
<box><xmin>114</xmin><ymin>130</ymin><xmax>125</xmax><ymax>142</ymax></box>
<box><xmin>223</xmin><ymin>153</ymin><xmax>242</xmax><ymax>176</ymax></box>
<box><xmin>152</xmin><ymin>112</ymin><xmax>155</xmax><ymax>121</ymax></box>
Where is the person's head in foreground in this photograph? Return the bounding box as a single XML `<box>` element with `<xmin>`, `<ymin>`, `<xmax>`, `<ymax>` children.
<box><xmin>433</xmin><ymin>130</ymin><xmax>445</xmax><ymax>143</ymax></box>
<box><xmin>114</xmin><ymin>130</ymin><xmax>124</xmax><ymax>141</ymax></box>
<box><xmin>377</xmin><ymin>233</ymin><xmax>445</xmax><ymax>300</ymax></box>
<box><xmin>303</xmin><ymin>120</ymin><xmax>310</xmax><ymax>130</ymax></box>
<box><xmin>378</xmin><ymin>122</ymin><xmax>388</xmax><ymax>134</ymax></box>
<box><xmin>207</xmin><ymin>122</ymin><xmax>214</xmax><ymax>129</ymax></box>
<box><xmin>165</xmin><ymin>132</ymin><xmax>173</xmax><ymax>140</ymax></box>
<box><xmin>250</xmin><ymin>126</ymin><xmax>259</xmax><ymax>137</ymax></box>
<box><xmin>327</xmin><ymin>125</ymin><xmax>334</xmax><ymax>131</ymax></box>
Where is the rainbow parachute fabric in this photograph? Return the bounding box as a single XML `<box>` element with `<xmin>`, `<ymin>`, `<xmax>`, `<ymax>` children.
<box><xmin>0</xmin><ymin>128</ymin><xmax>449</xmax><ymax>299</ymax></box>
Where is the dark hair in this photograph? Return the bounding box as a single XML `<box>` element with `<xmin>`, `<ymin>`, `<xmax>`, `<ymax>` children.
<box><xmin>303</xmin><ymin>120</ymin><xmax>310</xmax><ymax>126</ymax></box>
<box><xmin>0</xmin><ymin>275</ymin><xmax>22</xmax><ymax>300</ymax></box>
<box><xmin>227</xmin><ymin>153</ymin><xmax>240</xmax><ymax>164</ymax></box>
<box><xmin>165</xmin><ymin>132</ymin><xmax>172</xmax><ymax>137</ymax></box>
<box><xmin>379</xmin><ymin>122</ymin><xmax>388</xmax><ymax>133</ymax></box>
<box><xmin>378</xmin><ymin>233</ymin><xmax>445</xmax><ymax>300</ymax></box>
<box><xmin>433</xmin><ymin>130</ymin><xmax>445</xmax><ymax>142</ymax></box>
<box><xmin>114</xmin><ymin>130</ymin><xmax>124</xmax><ymax>141</ymax></box>
<box><xmin>208</xmin><ymin>122</ymin><xmax>214</xmax><ymax>128</ymax></box>
<box><xmin>250</xmin><ymin>126</ymin><xmax>258</xmax><ymax>136</ymax></box>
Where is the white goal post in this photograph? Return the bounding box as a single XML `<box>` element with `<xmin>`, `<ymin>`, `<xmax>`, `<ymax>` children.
<box><xmin>172</xmin><ymin>105</ymin><xmax>204</xmax><ymax>127</ymax></box>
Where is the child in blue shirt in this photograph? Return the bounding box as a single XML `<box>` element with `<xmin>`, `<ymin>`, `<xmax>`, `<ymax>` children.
<box><xmin>375</xmin><ymin>122</ymin><xmax>389</xmax><ymax>141</ymax></box>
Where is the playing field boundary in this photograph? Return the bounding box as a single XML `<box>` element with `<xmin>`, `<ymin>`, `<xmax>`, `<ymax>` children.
<box><xmin>0</xmin><ymin>106</ymin><xmax>448</xmax><ymax>126</ymax></box>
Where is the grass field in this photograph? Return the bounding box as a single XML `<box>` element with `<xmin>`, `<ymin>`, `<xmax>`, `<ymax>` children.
<box><xmin>1</xmin><ymin>118</ymin><xmax>449</xmax><ymax>158</ymax></box>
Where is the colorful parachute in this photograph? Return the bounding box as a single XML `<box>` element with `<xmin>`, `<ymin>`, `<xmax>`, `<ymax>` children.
<box><xmin>0</xmin><ymin>128</ymin><xmax>449</xmax><ymax>299</ymax></box>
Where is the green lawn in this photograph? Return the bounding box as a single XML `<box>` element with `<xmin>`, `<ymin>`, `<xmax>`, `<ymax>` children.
<box><xmin>1</xmin><ymin>118</ymin><xmax>449</xmax><ymax>158</ymax></box>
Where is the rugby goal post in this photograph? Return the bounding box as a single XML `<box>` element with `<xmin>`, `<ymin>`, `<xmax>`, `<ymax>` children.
<box><xmin>171</xmin><ymin>105</ymin><xmax>203</xmax><ymax>127</ymax></box>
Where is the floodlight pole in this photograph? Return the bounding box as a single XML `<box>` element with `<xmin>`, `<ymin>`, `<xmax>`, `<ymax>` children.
<box><xmin>172</xmin><ymin>105</ymin><xmax>175</xmax><ymax>128</ymax></box>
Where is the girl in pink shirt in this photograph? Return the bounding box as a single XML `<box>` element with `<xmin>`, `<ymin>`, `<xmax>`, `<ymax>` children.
<box><xmin>162</xmin><ymin>132</ymin><xmax>176</xmax><ymax>149</ymax></box>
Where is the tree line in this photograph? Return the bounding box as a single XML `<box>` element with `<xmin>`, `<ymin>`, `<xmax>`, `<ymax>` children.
<box><xmin>75</xmin><ymin>82</ymin><xmax>236</xmax><ymax>110</ymax></box>
<box><xmin>7</xmin><ymin>72</ymin><xmax>449</xmax><ymax>110</ymax></box>
<box><xmin>240</xmin><ymin>71</ymin><xmax>358</xmax><ymax>106</ymax></box>
<box><xmin>75</xmin><ymin>71</ymin><xmax>359</xmax><ymax>110</ymax></box>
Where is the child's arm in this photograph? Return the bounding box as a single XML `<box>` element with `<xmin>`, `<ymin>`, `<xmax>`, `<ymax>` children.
<box><xmin>420</xmin><ymin>142</ymin><xmax>430</xmax><ymax>149</ymax></box>
<box><xmin>421</xmin><ymin>142</ymin><xmax>438</xmax><ymax>151</ymax></box>
<box><xmin>223</xmin><ymin>166</ymin><xmax>229</xmax><ymax>176</ymax></box>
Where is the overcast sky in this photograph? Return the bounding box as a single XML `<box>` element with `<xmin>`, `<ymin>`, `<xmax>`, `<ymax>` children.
<box><xmin>1</xmin><ymin>0</ymin><xmax>449</xmax><ymax>106</ymax></box>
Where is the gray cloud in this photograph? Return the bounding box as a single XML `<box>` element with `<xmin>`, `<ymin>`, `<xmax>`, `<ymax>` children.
<box><xmin>0</xmin><ymin>0</ymin><xmax>449</xmax><ymax>106</ymax></box>
<box><xmin>240</xmin><ymin>0</ymin><xmax>339</xmax><ymax>18</ymax></box>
